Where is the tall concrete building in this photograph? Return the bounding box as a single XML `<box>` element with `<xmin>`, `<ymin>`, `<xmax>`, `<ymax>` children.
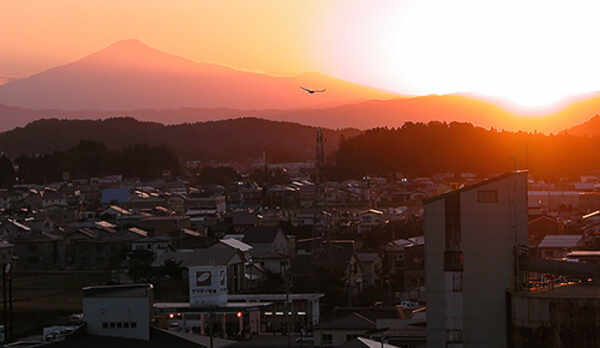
<box><xmin>424</xmin><ymin>171</ymin><xmax>528</xmax><ymax>348</ymax></box>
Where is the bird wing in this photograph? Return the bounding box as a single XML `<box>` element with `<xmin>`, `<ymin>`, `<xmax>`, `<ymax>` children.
<box><xmin>316</xmin><ymin>89</ymin><xmax>326</xmax><ymax>93</ymax></box>
<box><xmin>300</xmin><ymin>87</ymin><xmax>312</xmax><ymax>93</ymax></box>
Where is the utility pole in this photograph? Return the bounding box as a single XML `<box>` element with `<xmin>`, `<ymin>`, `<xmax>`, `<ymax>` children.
<box><xmin>7</xmin><ymin>267</ymin><xmax>11</xmax><ymax>344</ymax></box>
<box><xmin>286</xmin><ymin>264</ymin><xmax>292</xmax><ymax>348</ymax></box>
<box><xmin>2</xmin><ymin>263</ymin><xmax>11</xmax><ymax>344</ymax></box>
<box><xmin>315</xmin><ymin>128</ymin><xmax>325</xmax><ymax>207</ymax></box>
<box><xmin>209</xmin><ymin>308</ymin><xmax>214</xmax><ymax>348</ymax></box>
<box><xmin>2</xmin><ymin>263</ymin><xmax>6</xmax><ymax>344</ymax></box>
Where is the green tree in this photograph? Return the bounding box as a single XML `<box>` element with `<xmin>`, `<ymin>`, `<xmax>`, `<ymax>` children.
<box><xmin>128</xmin><ymin>249</ymin><xmax>154</xmax><ymax>282</ymax></box>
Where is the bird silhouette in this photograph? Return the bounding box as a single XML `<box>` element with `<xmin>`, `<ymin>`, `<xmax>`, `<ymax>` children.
<box><xmin>300</xmin><ymin>87</ymin><xmax>326</xmax><ymax>94</ymax></box>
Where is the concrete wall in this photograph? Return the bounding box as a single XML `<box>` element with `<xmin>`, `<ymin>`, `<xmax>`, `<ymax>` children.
<box><xmin>511</xmin><ymin>293</ymin><xmax>600</xmax><ymax>348</ymax></box>
<box><xmin>425</xmin><ymin>198</ymin><xmax>447</xmax><ymax>348</ymax></box>
<box><xmin>461</xmin><ymin>172</ymin><xmax>527</xmax><ymax>348</ymax></box>
<box><xmin>83</xmin><ymin>296</ymin><xmax>150</xmax><ymax>340</ymax></box>
<box><xmin>314</xmin><ymin>329</ymin><xmax>368</xmax><ymax>347</ymax></box>
<box><xmin>426</xmin><ymin>172</ymin><xmax>528</xmax><ymax>348</ymax></box>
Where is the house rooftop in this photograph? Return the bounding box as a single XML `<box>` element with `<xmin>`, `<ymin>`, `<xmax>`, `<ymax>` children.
<box><xmin>100</xmin><ymin>187</ymin><xmax>131</xmax><ymax>204</ymax></box>
<box><xmin>339</xmin><ymin>337</ymin><xmax>401</xmax><ymax>348</ymax></box>
<box><xmin>583</xmin><ymin>210</ymin><xmax>600</xmax><ymax>220</ymax></box>
<box><xmin>220</xmin><ymin>238</ymin><xmax>253</xmax><ymax>252</ymax></box>
<box><xmin>424</xmin><ymin>171</ymin><xmax>528</xmax><ymax>204</ymax></box>
<box><xmin>128</xmin><ymin>227</ymin><xmax>149</xmax><ymax>237</ymax></box>
<box><xmin>360</xmin><ymin>209</ymin><xmax>384</xmax><ymax>215</ymax></box>
<box><xmin>82</xmin><ymin>283</ymin><xmax>152</xmax><ymax>297</ymax></box>
<box><xmin>243</xmin><ymin>226</ymin><xmax>282</xmax><ymax>244</ymax></box>
<box><xmin>538</xmin><ymin>234</ymin><xmax>582</xmax><ymax>249</ymax></box>
<box><xmin>319</xmin><ymin>312</ymin><xmax>376</xmax><ymax>330</ymax></box>
<box><xmin>567</xmin><ymin>250</ymin><xmax>600</xmax><ymax>257</ymax></box>
<box><xmin>108</xmin><ymin>205</ymin><xmax>131</xmax><ymax>215</ymax></box>
<box><xmin>42</xmin><ymin>327</ymin><xmax>204</xmax><ymax>348</ymax></box>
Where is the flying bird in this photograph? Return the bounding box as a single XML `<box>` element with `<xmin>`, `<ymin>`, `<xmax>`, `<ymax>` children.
<box><xmin>301</xmin><ymin>87</ymin><xmax>326</xmax><ymax>94</ymax></box>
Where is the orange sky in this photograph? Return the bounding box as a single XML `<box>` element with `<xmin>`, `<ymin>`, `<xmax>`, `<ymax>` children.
<box><xmin>3</xmin><ymin>0</ymin><xmax>600</xmax><ymax>109</ymax></box>
<box><xmin>0</xmin><ymin>1</ymin><xmax>328</xmax><ymax>77</ymax></box>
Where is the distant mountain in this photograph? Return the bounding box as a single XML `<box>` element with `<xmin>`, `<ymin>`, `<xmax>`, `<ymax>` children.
<box><xmin>2</xmin><ymin>39</ymin><xmax>600</xmax><ymax>132</ymax></box>
<box><xmin>0</xmin><ymin>77</ymin><xmax>17</xmax><ymax>86</ymax></box>
<box><xmin>0</xmin><ymin>39</ymin><xmax>396</xmax><ymax>110</ymax></box>
<box><xmin>3</xmin><ymin>92</ymin><xmax>600</xmax><ymax>133</ymax></box>
<box><xmin>562</xmin><ymin>114</ymin><xmax>600</xmax><ymax>136</ymax></box>
<box><xmin>0</xmin><ymin>117</ymin><xmax>360</xmax><ymax>162</ymax></box>
<box><xmin>3</xmin><ymin>92</ymin><xmax>600</xmax><ymax>134</ymax></box>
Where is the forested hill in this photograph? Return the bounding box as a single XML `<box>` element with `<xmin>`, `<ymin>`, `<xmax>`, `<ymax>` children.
<box><xmin>335</xmin><ymin>121</ymin><xmax>600</xmax><ymax>178</ymax></box>
<box><xmin>0</xmin><ymin>117</ymin><xmax>360</xmax><ymax>162</ymax></box>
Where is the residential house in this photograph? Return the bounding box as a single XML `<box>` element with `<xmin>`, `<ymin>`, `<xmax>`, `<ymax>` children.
<box><xmin>537</xmin><ymin>234</ymin><xmax>583</xmax><ymax>259</ymax></box>
<box><xmin>4</xmin><ymin>219</ymin><xmax>62</xmax><ymax>269</ymax></box>
<box><xmin>156</xmin><ymin>238</ymin><xmax>257</xmax><ymax>295</ymax></box>
<box><xmin>243</xmin><ymin>226</ymin><xmax>290</xmax><ymax>275</ymax></box>
<box><xmin>101</xmin><ymin>205</ymin><xmax>132</xmax><ymax>221</ymax></box>
<box><xmin>131</xmin><ymin>234</ymin><xmax>172</xmax><ymax>260</ymax></box>
<box><xmin>63</xmin><ymin>223</ymin><xmax>146</xmax><ymax>270</ymax></box>
<box><xmin>358</xmin><ymin>209</ymin><xmax>386</xmax><ymax>234</ymax></box>
<box><xmin>403</xmin><ymin>238</ymin><xmax>425</xmax><ymax>292</ymax></box>
<box><xmin>139</xmin><ymin>216</ymin><xmax>190</xmax><ymax>238</ymax></box>
<box><xmin>528</xmin><ymin>215</ymin><xmax>562</xmax><ymax>247</ymax></box>
<box><xmin>0</xmin><ymin>190</ymin><xmax>12</xmax><ymax>209</ymax></box>
<box><xmin>41</xmin><ymin>189</ymin><xmax>67</xmax><ymax>208</ymax></box>
<box><xmin>0</xmin><ymin>241</ymin><xmax>14</xmax><ymax>264</ymax></box>
<box><xmin>184</xmin><ymin>192</ymin><xmax>226</xmax><ymax>214</ymax></box>
<box><xmin>100</xmin><ymin>187</ymin><xmax>132</xmax><ymax>206</ymax></box>
<box><xmin>229</xmin><ymin>211</ymin><xmax>260</xmax><ymax>234</ymax></box>
<box><xmin>344</xmin><ymin>253</ymin><xmax>382</xmax><ymax>299</ymax></box>
<box><xmin>326</xmin><ymin>307</ymin><xmax>425</xmax><ymax>348</ymax></box>
<box><xmin>315</xmin><ymin>312</ymin><xmax>377</xmax><ymax>347</ymax></box>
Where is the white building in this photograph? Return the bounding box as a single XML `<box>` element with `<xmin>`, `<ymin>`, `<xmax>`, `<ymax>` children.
<box><xmin>82</xmin><ymin>284</ymin><xmax>153</xmax><ymax>341</ymax></box>
<box><xmin>358</xmin><ymin>209</ymin><xmax>386</xmax><ymax>234</ymax></box>
<box><xmin>425</xmin><ymin>171</ymin><xmax>528</xmax><ymax>348</ymax></box>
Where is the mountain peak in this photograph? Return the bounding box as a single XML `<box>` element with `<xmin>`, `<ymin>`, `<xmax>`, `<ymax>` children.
<box><xmin>96</xmin><ymin>39</ymin><xmax>156</xmax><ymax>57</ymax></box>
<box><xmin>0</xmin><ymin>39</ymin><xmax>398</xmax><ymax>111</ymax></box>
<box><xmin>105</xmin><ymin>39</ymin><xmax>150</xmax><ymax>50</ymax></box>
<box><xmin>80</xmin><ymin>39</ymin><xmax>174</xmax><ymax>67</ymax></box>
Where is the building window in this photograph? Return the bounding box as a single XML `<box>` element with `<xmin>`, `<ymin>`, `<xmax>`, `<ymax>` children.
<box><xmin>477</xmin><ymin>190</ymin><xmax>498</xmax><ymax>203</ymax></box>
<box><xmin>447</xmin><ymin>329</ymin><xmax>464</xmax><ymax>343</ymax></box>
<box><xmin>102</xmin><ymin>322</ymin><xmax>108</xmax><ymax>329</ymax></box>
<box><xmin>117</xmin><ymin>322</ymin><xmax>122</xmax><ymax>328</ymax></box>
<box><xmin>346</xmin><ymin>334</ymin><xmax>358</xmax><ymax>342</ymax></box>
<box><xmin>322</xmin><ymin>334</ymin><xmax>333</xmax><ymax>345</ymax></box>
<box><xmin>452</xmin><ymin>272</ymin><xmax>463</xmax><ymax>292</ymax></box>
<box><xmin>445</xmin><ymin>192</ymin><xmax>461</xmax><ymax>250</ymax></box>
<box><xmin>124</xmin><ymin>322</ymin><xmax>130</xmax><ymax>328</ymax></box>
<box><xmin>444</xmin><ymin>251</ymin><xmax>463</xmax><ymax>272</ymax></box>
<box><xmin>110</xmin><ymin>322</ymin><xmax>115</xmax><ymax>328</ymax></box>
<box><xmin>131</xmin><ymin>322</ymin><xmax>137</xmax><ymax>328</ymax></box>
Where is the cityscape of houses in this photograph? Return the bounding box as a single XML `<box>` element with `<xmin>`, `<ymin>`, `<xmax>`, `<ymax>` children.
<box><xmin>3</xmin><ymin>157</ymin><xmax>600</xmax><ymax>347</ymax></box>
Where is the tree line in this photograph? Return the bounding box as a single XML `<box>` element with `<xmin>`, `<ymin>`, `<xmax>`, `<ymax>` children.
<box><xmin>8</xmin><ymin>140</ymin><xmax>180</xmax><ymax>185</ymax></box>
<box><xmin>334</xmin><ymin>121</ymin><xmax>600</xmax><ymax>179</ymax></box>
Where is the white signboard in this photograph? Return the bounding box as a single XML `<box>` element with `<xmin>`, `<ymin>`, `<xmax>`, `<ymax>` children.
<box><xmin>189</xmin><ymin>265</ymin><xmax>227</xmax><ymax>307</ymax></box>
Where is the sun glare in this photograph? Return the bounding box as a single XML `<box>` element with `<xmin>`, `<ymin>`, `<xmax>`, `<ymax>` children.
<box><xmin>318</xmin><ymin>0</ymin><xmax>600</xmax><ymax>110</ymax></box>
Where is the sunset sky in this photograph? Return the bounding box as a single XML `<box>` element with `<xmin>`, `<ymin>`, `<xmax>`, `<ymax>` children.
<box><xmin>2</xmin><ymin>0</ymin><xmax>600</xmax><ymax>109</ymax></box>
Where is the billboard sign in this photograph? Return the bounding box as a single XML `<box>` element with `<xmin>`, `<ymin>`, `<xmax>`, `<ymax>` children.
<box><xmin>189</xmin><ymin>265</ymin><xmax>227</xmax><ymax>307</ymax></box>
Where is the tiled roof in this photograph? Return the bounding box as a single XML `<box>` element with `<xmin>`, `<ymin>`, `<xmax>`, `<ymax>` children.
<box><xmin>538</xmin><ymin>234</ymin><xmax>582</xmax><ymax>248</ymax></box>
